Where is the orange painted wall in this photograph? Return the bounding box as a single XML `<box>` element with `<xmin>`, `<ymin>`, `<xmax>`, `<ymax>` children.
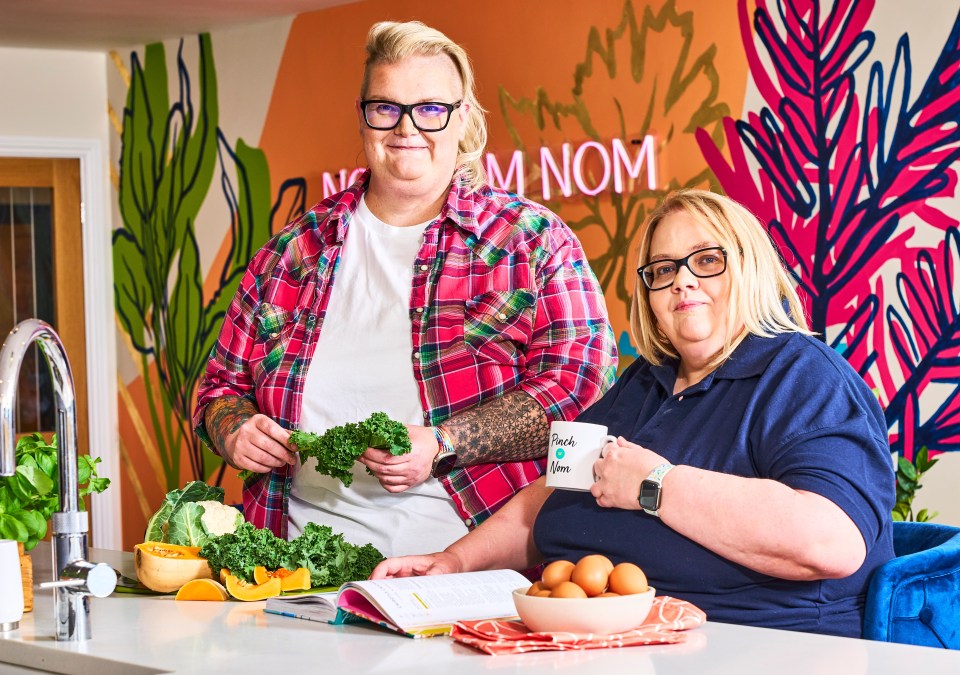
<box><xmin>259</xmin><ymin>0</ymin><xmax>748</xmax><ymax>345</ymax></box>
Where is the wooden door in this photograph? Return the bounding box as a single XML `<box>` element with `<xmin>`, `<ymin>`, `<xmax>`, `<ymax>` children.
<box><xmin>0</xmin><ymin>157</ymin><xmax>88</xmax><ymax>456</ymax></box>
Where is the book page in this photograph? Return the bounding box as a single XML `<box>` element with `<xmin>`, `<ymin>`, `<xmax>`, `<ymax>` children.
<box><xmin>264</xmin><ymin>592</ymin><xmax>339</xmax><ymax>623</ymax></box>
<box><xmin>338</xmin><ymin>569</ymin><xmax>527</xmax><ymax>632</ymax></box>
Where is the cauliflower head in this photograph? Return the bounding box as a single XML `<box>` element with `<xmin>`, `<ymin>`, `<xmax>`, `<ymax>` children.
<box><xmin>196</xmin><ymin>501</ymin><xmax>244</xmax><ymax>537</ymax></box>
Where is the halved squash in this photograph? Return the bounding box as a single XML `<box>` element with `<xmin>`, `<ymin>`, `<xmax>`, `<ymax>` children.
<box><xmin>176</xmin><ymin>578</ymin><xmax>229</xmax><ymax>601</ymax></box>
<box><xmin>135</xmin><ymin>542</ymin><xmax>212</xmax><ymax>593</ymax></box>
<box><xmin>252</xmin><ymin>566</ymin><xmax>312</xmax><ymax>591</ymax></box>
<box><xmin>224</xmin><ymin>572</ymin><xmax>282</xmax><ymax>601</ymax></box>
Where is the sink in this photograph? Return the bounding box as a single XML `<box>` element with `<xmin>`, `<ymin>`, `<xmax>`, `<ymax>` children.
<box><xmin>0</xmin><ymin>545</ymin><xmax>168</xmax><ymax>675</ymax></box>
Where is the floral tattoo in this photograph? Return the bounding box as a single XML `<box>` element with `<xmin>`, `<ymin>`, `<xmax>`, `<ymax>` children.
<box><xmin>439</xmin><ymin>391</ymin><xmax>549</xmax><ymax>466</ymax></box>
<box><xmin>205</xmin><ymin>396</ymin><xmax>259</xmax><ymax>454</ymax></box>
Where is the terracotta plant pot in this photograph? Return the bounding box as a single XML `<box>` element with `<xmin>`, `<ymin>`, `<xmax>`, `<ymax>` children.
<box><xmin>17</xmin><ymin>542</ymin><xmax>33</xmax><ymax>613</ymax></box>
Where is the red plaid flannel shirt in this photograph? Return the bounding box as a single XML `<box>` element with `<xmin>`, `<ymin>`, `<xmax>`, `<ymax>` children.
<box><xmin>194</xmin><ymin>172</ymin><xmax>616</xmax><ymax>538</ymax></box>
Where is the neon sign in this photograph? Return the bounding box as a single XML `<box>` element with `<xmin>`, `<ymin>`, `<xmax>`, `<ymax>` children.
<box><xmin>321</xmin><ymin>135</ymin><xmax>657</xmax><ymax>201</ymax></box>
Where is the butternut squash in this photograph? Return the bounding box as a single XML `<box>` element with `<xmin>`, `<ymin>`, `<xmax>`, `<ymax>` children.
<box><xmin>252</xmin><ymin>566</ymin><xmax>312</xmax><ymax>591</ymax></box>
<box><xmin>224</xmin><ymin>572</ymin><xmax>282</xmax><ymax>601</ymax></box>
<box><xmin>175</xmin><ymin>578</ymin><xmax>229</xmax><ymax>601</ymax></box>
<box><xmin>135</xmin><ymin>542</ymin><xmax>212</xmax><ymax>593</ymax></box>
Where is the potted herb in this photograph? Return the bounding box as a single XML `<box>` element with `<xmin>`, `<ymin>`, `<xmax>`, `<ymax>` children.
<box><xmin>0</xmin><ymin>432</ymin><xmax>110</xmax><ymax>611</ymax></box>
<box><xmin>893</xmin><ymin>447</ymin><xmax>938</xmax><ymax>522</ymax></box>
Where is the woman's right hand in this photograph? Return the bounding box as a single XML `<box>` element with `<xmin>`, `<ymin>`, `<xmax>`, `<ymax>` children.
<box><xmin>222</xmin><ymin>413</ymin><xmax>295</xmax><ymax>473</ymax></box>
<box><xmin>205</xmin><ymin>397</ymin><xmax>295</xmax><ymax>473</ymax></box>
<box><xmin>370</xmin><ymin>551</ymin><xmax>463</xmax><ymax>579</ymax></box>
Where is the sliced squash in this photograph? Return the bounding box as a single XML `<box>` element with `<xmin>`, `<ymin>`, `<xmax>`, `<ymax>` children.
<box><xmin>176</xmin><ymin>578</ymin><xmax>229</xmax><ymax>601</ymax></box>
<box><xmin>253</xmin><ymin>566</ymin><xmax>312</xmax><ymax>591</ymax></box>
<box><xmin>135</xmin><ymin>542</ymin><xmax>212</xmax><ymax>593</ymax></box>
<box><xmin>225</xmin><ymin>572</ymin><xmax>282</xmax><ymax>601</ymax></box>
<box><xmin>279</xmin><ymin>567</ymin><xmax>311</xmax><ymax>592</ymax></box>
<box><xmin>252</xmin><ymin>566</ymin><xmax>272</xmax><ymax>586</ymax></box>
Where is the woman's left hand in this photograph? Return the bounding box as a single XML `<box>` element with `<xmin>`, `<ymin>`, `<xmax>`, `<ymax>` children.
<box><xmin>590</xmin><ymin>436</ymin><xmax>666</xmax><ymax>510</ymax></box>
<box><xmin>358</xmin><ymin>424</ymin><xmax>438</xmax><ymax>492</ymax></box>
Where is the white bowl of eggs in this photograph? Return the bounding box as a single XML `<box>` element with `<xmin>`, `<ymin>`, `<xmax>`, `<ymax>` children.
<box><xmin>512</xmin><ymin>555</ymin><xmax>655</xmax><ymax>635</ymax></box>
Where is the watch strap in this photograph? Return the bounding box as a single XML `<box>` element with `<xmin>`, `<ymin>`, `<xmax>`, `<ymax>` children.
<box><xmin>431</xmin><ymin>426</ymin><xmax>457</xmax><ymax>477</ymax></box>
<box><xmin>639</xmin><ymin>462</ymin><xmax>676</xmax><ymax>516</ymax></box>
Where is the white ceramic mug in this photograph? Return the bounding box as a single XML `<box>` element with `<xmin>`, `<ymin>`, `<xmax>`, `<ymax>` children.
<box><xmin>545</xmin><ymin>421</ymin><xmax>617</xmax><ymax>490</ymax></box>
<box><xmin>0</xmin><ymin>539</ymin><xmax>24</xmax><ymax>632</ymax></box>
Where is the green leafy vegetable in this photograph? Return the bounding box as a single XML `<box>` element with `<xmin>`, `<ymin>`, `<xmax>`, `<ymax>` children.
<box><xmin>199</xmin><ymin>522</ymin><xmax>384</xmax><ymax>587</ymax></box>
<box><xmin>893</xmin><ymin>447</ymin><xmax>939</xmax><ymax>522</ymax></box>
<box><xmin>144</xmin><ymin>480</ymin><xmax>242</xmax><ymax>546</ymax></box>
<box><xmin>0</xmin><ymin>433</ymin><xmax>110</xmax><ymax>551</ymax></box>
<box><xmin>290</xmin><ymin>411</ymin><xmax>411</xmax><ymax>487</ymax></box>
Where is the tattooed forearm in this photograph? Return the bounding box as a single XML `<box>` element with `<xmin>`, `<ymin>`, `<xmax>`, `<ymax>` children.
<box><xmin>439</xmin><ymin>391</ymin><xmax>549</xmax><ymax>466</ymax></box>
<box><xmin>205</xmin><ymin>396</ymin><xmax>259</xmax><ymax>455</ymax></box>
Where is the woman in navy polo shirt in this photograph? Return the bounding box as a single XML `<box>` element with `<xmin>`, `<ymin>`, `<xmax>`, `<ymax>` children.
<box><xmin>373</xmin><ymin>190</ymin><xmax>895</xmax><ymax>638</ymax></box>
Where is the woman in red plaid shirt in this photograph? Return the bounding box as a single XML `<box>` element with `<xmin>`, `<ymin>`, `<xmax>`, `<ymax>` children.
<box><xmin>194</xmin><ymin>21</ymin><xmax>616</xmax><ymax>556</ymax></box>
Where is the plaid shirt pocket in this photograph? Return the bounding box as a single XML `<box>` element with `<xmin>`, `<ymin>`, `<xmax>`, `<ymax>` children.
<box><xmin>252</xmin><ymin>303</ymin><xmax>299</xmax><ymax>380</ymax></box>
<box><xmin>463</xmin><ymin>289</ymin><xmax>536</xmax><ymax>364</ymax></box>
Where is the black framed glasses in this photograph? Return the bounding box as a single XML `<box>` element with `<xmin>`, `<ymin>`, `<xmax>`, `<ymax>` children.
<box><xmin>637</xmin><ymin>246</ymin><xmax>728</xmax><ymax>290</ymax></box>
<box><xmin>360</xmin><ymin>100</ymin><xmax>462</xmax><ymax>132</ymax></box>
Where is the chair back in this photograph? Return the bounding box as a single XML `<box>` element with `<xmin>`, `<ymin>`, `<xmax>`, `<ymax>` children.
<box><xmin>863</xmin><ymin>521</ymin><xmax>960</xmax><ymax>648</ymax></box>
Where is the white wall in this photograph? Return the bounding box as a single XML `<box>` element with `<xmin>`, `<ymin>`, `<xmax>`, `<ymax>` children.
<box><xmin>0</xmin><ymin>47</ymin><xmax>110</xmax><ymax>141</ymax></box>
<box><xmin>0</xmin><ymin>46</ymin><xmax>120</xmax><ymax>547</ymax></box>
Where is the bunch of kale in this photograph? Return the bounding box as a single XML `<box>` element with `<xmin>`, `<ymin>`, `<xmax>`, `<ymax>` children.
<box><xmin>290</xmin><ymin>411</ymin><xmax>411</xmax><ymax>487</ymax></box>
<box><xmin>199</xmin><ymin>522</ymin><xmax>384</xmax><ymax>587</ymax></box>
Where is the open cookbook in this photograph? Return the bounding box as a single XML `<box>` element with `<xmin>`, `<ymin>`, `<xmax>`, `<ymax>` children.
<box><xmin>264</xmin><ymin>569</ymin><xmax>529</xmax><ymax>638</ymax></box>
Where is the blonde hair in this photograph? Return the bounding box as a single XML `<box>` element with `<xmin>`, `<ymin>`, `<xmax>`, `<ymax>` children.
<box><xmin>361</xmin><ymin>21</ymin><xmax>488</xmax><ymax>192</ymax></box>
<box><xmin>630</xmin><ymin>189</ymin><xmax>812</xmax><ymax>368</ymax></box>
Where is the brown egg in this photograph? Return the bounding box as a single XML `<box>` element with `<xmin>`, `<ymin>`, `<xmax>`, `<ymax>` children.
<box><xmin>534</xmin><ymin>589</ymin><xmax>552</xmax><ymax>597</ymax></box>
<box><xmin>570</xmin><ymin>554</ymin><xmax>614</xmax><ymax>597</ymax></box>
<box><xmin>607</xmin><ymin>562</ymin><xmax>648</xmax><ymax>595</ymax></box>
<box><xmin>596</xmin><ymin>592</ymin><xmax>621</xmax><ymax>598</ymax></box>
<box><xmin>549</xmin><ymin>581</ymin><xmax>588</xmax><ymax>599</ymax></box>
<box><xmin>526</xmin><ymin>581</ymin><xmax>549</xmax><ymax>596</ymax></box>
<box><xmin>540</xmin><ymin>560</ymin><xmax>576</xmax><ymax>589</ymax></box>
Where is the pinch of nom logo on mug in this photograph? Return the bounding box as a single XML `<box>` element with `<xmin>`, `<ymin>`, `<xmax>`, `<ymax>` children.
<box><xmin>546</xmin><ymin>421</ymin><xmax>616</xmax><ymax>491</ymax></box>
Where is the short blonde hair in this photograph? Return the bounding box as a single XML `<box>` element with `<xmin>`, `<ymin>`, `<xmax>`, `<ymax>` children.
<box><xmin>630</xmin><ymin>189</ymin><xmax>812</xmax><ymax>367</ymax></box>
<box><xmin>361</xmin><ymin>21</ymin><xmax>488</xmax><ymax>192</ymax></box>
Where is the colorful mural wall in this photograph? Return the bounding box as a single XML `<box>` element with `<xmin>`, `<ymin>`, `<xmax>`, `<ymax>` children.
<box><xmin>107</xmin><ymin>0</ymin><xmax>960</xmax><ymax>547</ymax></box>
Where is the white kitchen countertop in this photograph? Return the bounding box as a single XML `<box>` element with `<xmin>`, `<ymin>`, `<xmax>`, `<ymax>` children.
<box><xmin>1</xmin><ymin>544</ymin><xmax>958</xmax><ymax>674</ymax></box>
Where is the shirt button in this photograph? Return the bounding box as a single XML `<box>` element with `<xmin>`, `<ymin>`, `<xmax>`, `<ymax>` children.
<box><xmin>419</xmin><ymin>264</ymin><xmax>429</xmax><ymax>272</ymax></box>
<box><xmin>269</xmin><ymin>332</ymin><xmax>279</xmax><ymax>339</ymax></box>
<box><xmin>416</xmin><ymin>307</ymin><xmax>425</xmax><ymax>313</ymax></box>
<box><xmin>497</xmin><ymin>312</ymin><xmax>507</xmax><ymax>321</ymax></box>
<box><xmin>464</xmin><ymin>518</ymin><xmax>473</xmax><ymax>527</ymax></box>
<box><xmin>678</xmin><ymin>395</ymin><xmax>684</xmax><ymax>401</ymax></box>
<box><xmin>413</xmin><ymin>352</ymin><xmax>421</xmax><ymax>360</ymax></box>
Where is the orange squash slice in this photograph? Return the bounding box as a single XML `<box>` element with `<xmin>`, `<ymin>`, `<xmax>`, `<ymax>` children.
<box><xmin>252</xmin><ymin>566</ymin><xmax>312</xmax><ymax>591</ymax></box>
<box><xmin>175</xmin><ymin>578</ymin><xmax>229</xmax><ymax>601</ymax></box>
<box><xmin>135</xmin><ymin>542</ymin><xmax>212</xmax><ymax>593</ymax></box>
<box><xmin>224</xmin><ymin>572</ymin><xmax>282</xmax><ymax>601</ymax></box>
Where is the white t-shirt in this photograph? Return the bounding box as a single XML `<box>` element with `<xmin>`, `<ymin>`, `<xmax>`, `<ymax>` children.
<box><xmin>287</xmin><ymin>196</ymin><xmax>469</xmax><ymax>556</ymax></box>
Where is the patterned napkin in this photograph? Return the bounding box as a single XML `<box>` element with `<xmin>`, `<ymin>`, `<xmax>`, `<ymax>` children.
<box><xmin>450</xmin><ymin>596</ymin><xmax>706</xmax><ymax>654</ymax></box>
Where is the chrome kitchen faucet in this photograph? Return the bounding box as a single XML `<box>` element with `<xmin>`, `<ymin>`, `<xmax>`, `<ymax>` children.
<box><xmin>0</xmin><ymin>319</ymin><xmax>115</xmax><ymax>641</ymax></box>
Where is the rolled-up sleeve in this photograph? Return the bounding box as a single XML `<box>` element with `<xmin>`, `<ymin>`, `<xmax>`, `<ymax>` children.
<box><xmin>518</xmin><ymin>232</ymin><xmax>617</xmax><ymax>421</ymax></box>
<box><xmin>192</xmin><ymin>266</ymin><xmax>261</xmax><ymax>451</ymax></box>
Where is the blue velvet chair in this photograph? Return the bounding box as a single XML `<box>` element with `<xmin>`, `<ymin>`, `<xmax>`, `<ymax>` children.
<box><xmin>863</xmin><ymin>521</ymin><xmax>960</xmax><ymax>648</ymax></box>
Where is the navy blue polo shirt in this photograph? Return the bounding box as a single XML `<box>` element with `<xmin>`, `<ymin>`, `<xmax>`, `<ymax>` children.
<box><xmin>534</xmin><ymin>332</ymin><xmax>895</xmax><ymax>637</ymax></box>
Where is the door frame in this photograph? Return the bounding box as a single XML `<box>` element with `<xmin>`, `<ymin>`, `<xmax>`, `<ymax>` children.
<box><xmin>0</xmin><ymin>135</ymin><xmax>120</xmax><ymax>550</ymax></box>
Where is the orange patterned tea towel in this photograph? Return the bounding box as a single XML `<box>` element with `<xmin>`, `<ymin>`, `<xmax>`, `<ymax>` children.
<box><xmin>451</xmin><ymin>596</ymin><xmax>706</xmax><ymax>655</ymax></box>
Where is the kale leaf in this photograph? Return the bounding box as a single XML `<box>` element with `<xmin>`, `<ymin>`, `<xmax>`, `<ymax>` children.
<box><xmin>199</xmin><ymin>522</ymin><xmax>287</xmax><ymax>582</ymax></box>
<box><xmin>290</xmin><ymin>411</ymin><xmax>411</xmax><ymax>487</ymax></box>
<box><xmin>199</xmin><ymin>521</ymin><xmax>384</xmax><ymax>587</ymax></box>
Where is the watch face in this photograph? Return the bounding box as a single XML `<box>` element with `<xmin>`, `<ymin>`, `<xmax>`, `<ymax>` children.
<box><xmin>638</xmin><ymin>479</ymin><xmax>661</xmax><ymax>512</ymax></box>
<box><xmin>432</xmin><ymin>452</ymin><xmax>457</xmax><ymax>477</ymax></box>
